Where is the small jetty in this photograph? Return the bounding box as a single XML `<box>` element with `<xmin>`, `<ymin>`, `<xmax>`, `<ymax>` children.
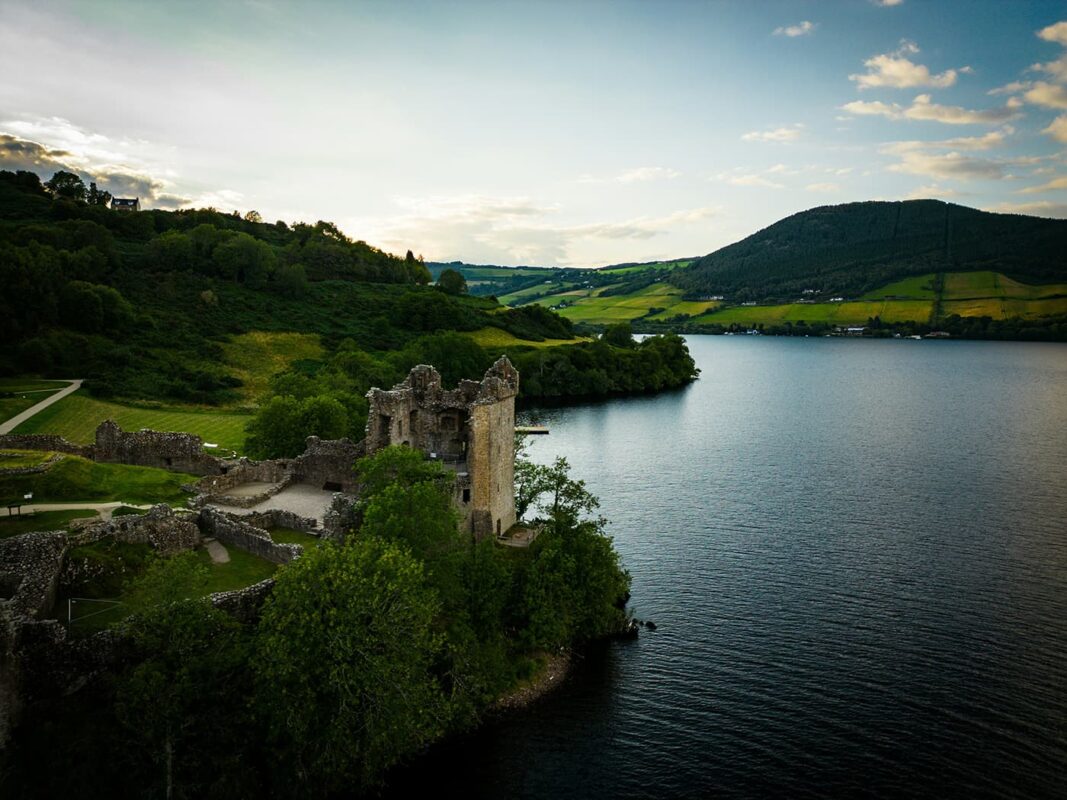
<box><xmin>515</xmin><ymin>426</ymin><xmax>549</xmax><ymax>435</ymax></box>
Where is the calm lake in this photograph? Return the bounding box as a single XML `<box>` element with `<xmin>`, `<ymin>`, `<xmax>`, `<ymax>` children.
<box><xmin>388</xmin><ymin>336</ymin><xmax>1067</xmax><ymax>799</ymax></box>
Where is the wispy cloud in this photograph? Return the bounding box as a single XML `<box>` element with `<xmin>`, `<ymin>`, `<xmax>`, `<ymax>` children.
<box><xmin>1043</xmin><ymin>114</ymin><xmax>1067</xmax><ymax>143</ymax></box>
<box><xmin>850</xmin><ymin>41</ymin><xmax>964</xmax><ymax>90</ymax></box>
<box><xmin>904</xmin><ymin>184</ymin><xmax>961</xmax><ymax>200</ymax></box>
<box><xmin>741</xmin><ymin>124</ymin><xmax>804</xmax><ymax>143</ymax></box>
<box><xmin>989</xmin><ymin>199</ymin><xmax>1067</xmax><ymax>218</ymax></box>
<box><xmin>841</xmin><ymin>94</ymin><xmax>1022</xmax><ymax>125</ymax></box>
<box><xmin>578</xmin><ymin>166</ymin><xmax>681</xmax><ymax>184</ymax></box>
<box><xmin>773</xmin><ymin>21</ymin><xmax>815</xmax><ymax>38</ymax></box>
<box><xmin>873</xmin><ymin>0</ymin><xmax>904</xmax><ymax>6</ymax></box>
<box><xmin>727</xmin><ymin>174</ymin><xmax>785</xmax><ymax>189</ymax></box>
<box><xmin>1023</xmin><ymin>81</ymin><xmax>1067</xmax><ymax>109</ymax></box>
<box><xmin>356</xmin><ymin>194</ymin><xmax>718</xmax><ymax>266</ymax></box>
<box><xmin>805</xmin><ymin>182</ymin><xmax>841</xmax><ymax>192</ymax></box>
<box><xmin>1037</xmin><ymin>20</ymin><xmax>1067</xmax><ymax>47</ymax></box>
<box><xmin>1018</xmin><ymin>175</ymin><xmax>1067</xmax><ymax>194</ymax></box>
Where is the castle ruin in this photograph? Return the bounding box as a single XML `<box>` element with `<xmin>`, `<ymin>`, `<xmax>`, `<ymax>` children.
<box><xmin>365</xmin><ymin>356</ymin><xmax>519</xmax><ymax>539</ymax></box>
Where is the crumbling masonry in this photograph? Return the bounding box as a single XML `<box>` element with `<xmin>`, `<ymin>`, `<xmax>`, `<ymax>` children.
<box><xmin>365</xmin><ymin>356</ymin><xmax>519</xmax><ymax>539</ymax></box>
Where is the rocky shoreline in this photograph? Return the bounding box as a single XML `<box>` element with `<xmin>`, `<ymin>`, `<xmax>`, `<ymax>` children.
<box><xmin>491</xmin><ymin>650</ymin><xmax>573</xmax><ymax>712</ymax></box>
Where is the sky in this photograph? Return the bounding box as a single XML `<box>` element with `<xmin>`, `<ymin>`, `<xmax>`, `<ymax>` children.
<box><xmin>1</xmin><ymin>0</ymin><xmax>1066</xmax><ymax>267</ymax></box>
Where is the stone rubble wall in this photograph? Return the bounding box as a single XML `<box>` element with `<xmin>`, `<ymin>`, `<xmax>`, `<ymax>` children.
<box><xmin>197</xmin><ymin>508</ymin><xmax>301</xmax><ymax>564</ymax></box>
<box><xmin>0</xmin><ymin>434</ymin><xmax>93</xmax><ymax>459</ymax></box>
<box><xmin>94</xmin><ymin>420</ymin><xmax>222</xmax><ymax>476</ymax></box>
<box><xmin>292</xmin><ymin>436</ymin><xmax>364</xmax><ymax>492</ymax></box>
<box><xmin>69</xmin><ymin>505</ymin><xmax>201</xmax><ymax>555</ymax></box>
<box><xmin>0</xmin><ymin>532</ymin><xmax>68</xmax><ymax>620</ymax></box>
<box><xmin>0</xmin><ymin>452</ymin><xmax>65</xmax><ymax>477</ymax></box>
<box><xmin>245</xmin><ymin>509</ymin><xmax>318</xmax><ymax>533</ymax></box>
<box><xmin>209</xmin><ymin>578</ymin><xmax>276</xmax><ymax>624</ymax></box>
<box><xmin>322</xmin><ymin>493</ymin><xmax>362</xmax><ymax>542</ymax></box>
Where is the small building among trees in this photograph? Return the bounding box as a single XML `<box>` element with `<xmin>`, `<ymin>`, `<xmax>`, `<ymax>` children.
<box><xmin>111</xmin><ymin>197</ymin><xmax>140</xmax><ymax>211</ymax></box>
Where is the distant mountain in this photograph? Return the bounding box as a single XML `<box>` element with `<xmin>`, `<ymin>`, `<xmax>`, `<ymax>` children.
<box><xmin>671</xmin><ymin>200</ymin><xmax>1067</xmax><ymax>301</ymax></box>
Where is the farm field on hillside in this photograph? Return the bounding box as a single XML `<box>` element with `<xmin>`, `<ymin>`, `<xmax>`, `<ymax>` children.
<box><xmin>13</xmin><ymin>392</ymin><xmax>250</xmax><ymax>453</ymax></box>
<box><xmin>464</xmin><ymin>328</ymin><xmax>590</xmax><ymax>349</ymax></box>
<box><xmin>694</xmin><ymin>300</ymin><xmax>936</xmax><ymax>326</ymax></box>
<box><xmin>219</xmin><ymin>331</ymin><xmax>324</xmax><ymax>405</ymax></box>
<box><xmin>535</xmin><ymin>282</ymin><xmax>719</xmax><ymax>324</ymax></box>
<box><xmin>862</xmin><ymin>275</ymin><xmax>938</xmax><ymax>300</ymax></box>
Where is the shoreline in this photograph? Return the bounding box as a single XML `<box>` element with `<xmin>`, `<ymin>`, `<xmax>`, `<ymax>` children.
<box><xmin>490</xmin><ymin>650</ymin><xmax>574</xmax><ymax>713</ymax></box>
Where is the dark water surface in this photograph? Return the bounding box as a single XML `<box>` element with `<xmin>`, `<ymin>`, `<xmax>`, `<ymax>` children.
<box><xmin>389</xmin><ymin>337</ymin><xmax>1067</xmax><ymax>799</ymax></box>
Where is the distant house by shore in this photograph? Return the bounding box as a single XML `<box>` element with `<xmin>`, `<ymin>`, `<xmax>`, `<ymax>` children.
<box><xmin>111</xmin><ymin>197</ymin><xmax>140</xmax><ymax>211</ymax></box>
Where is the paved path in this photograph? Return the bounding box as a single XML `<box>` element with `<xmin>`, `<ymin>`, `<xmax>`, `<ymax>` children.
<box><xmin>203</xmin><ymin>538</ymin><xmax>231</xmax><ymax>564</ymax></box>
<box><xmin>4</xmin><ymin>501</ymin><xmax>153</xmax><ymax>522</ymax></box>
<box><xmin>0</xmin><ymin>379</ymin><xmax>83</xmax><ymax>435</ymax></box>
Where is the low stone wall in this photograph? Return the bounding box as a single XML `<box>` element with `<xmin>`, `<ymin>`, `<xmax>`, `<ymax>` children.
<box><xmin>209</xmin><ymin>579</ymin><xmax>275</xmax><ymax>624</ymax></box>
<box><xmin>197</xmin><ymin>508</ymin><xmax>301</xmax><ymax>564</ymax></box>
<box><xmin>69</xmin><ymin>505</ymin><xmax>201</xmax><ymax>556</ymax></box>
<box><xmin>95</xmin><ymin>420</ymin><xmax>221</xmax><ymax>476</ymax></box>
<box><xmin>0</xmin><ymin>532</ymin><xmax>67</xmax><ymax>620</ymax></box>
<box><xmin>0</xmin><ymin>452</ymin><xmax>64</xmax><ymax>477</ymax></box>
<box><xmin>322</xmin><ymin>493</ymin><xmax>362</xmax><ymax>541</ymax></box>
<box><xmin>245</xmin><ymin>509</ymin><xmax>318</xmax><ymax>532</ymax></box>
<box><xmin>0</xmin><ymin>434</ymin><xmax>93</xmax><ymax>459</ymax></box>
<box><xmin>195</xmin><ymin>459</ymin><xmax>292</xmax><ymax>495</ymax></box>
<box><xmin>292</xmin><ymin>436</ymin><xmax>364</xmax><ymax>492</ymax></box>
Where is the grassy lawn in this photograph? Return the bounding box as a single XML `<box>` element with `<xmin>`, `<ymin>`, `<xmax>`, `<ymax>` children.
<box><xmin>532</xmin><ymin>282</ymin><xmax>720</xmax><ymax>324</ymax></box>
<box><xmin>269</xmin><ymin>527</ymin><xmax>323</xmax><ymax>548</ymax></box>
<box><xmin>695</xmin><ymin>299</ymin><xmax>936</xmax><ymax>326</ymax></box>
<box><xmin>195</xmin><ymin>546</ymin><xmax>278</xmax><ymax>593</ymax></box>
<box><xmin>0</xmin><ymin>449</ymin><xmax>57</xmax><ymax>469</ymax></box>
<box><xmin>219</xmin><ymin>330</ymin><xmax>324</xmax><ymax>405</ymax></box>
<box><xmin>464</xmin><ymin>327</ymin><xmax>588</xmax><ymax>349</ymax></box>
<box><xmin>0</xmin><ymin>509</ymin><xmax>99</xmax><ymax>538</ymax></box>
<box><xmin>0</xmin><ymin>378</ymin><xmax>71</xmax><ymax>392</ymax></box>
<box><xmin>58</xmin><ymin>541</ymin><xmax>277</xmax><ymax>635</ymax></box>
<box><xmin>862</xmin><ymin>274</ymin><xmax>938</xmax><ymax>300</ymax></box>
<box><xmin>0</xmin><ymin>455</ymin><xmax>195</xmax><ymax>506</ymax></box>
<box><xmin>12</xmin><ymin>391</ymin><xmax>251</xmax><ymax>453</ymax></box>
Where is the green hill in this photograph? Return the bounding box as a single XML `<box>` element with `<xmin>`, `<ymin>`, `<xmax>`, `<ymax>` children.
<box><xmin>671</xmin><ymin>200</ymin><xmax>1067</xmax><ymax>302</ymax></box>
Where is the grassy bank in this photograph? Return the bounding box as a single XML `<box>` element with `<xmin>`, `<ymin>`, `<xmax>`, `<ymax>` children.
<box><xmin>0</xmin><ymin>455</ymin><xmax>195</xmax><ymax>506</ymax></box>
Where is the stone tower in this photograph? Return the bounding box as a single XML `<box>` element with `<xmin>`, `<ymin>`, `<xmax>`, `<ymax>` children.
<box><xmin>364</xmin><ymin>356</ymin><xmax>519</xmax><ymax>538</ymax></box>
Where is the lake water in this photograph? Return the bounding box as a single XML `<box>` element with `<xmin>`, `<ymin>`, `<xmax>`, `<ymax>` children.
<box><xmin>389</xmin><ymin>336</ymin><xmax>1067</xmax><ymax>799</ymax></box>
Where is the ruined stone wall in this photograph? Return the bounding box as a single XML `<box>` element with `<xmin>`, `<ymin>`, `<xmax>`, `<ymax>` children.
<box><xmin>292</xmin><ymin>436</ymin><xmax>364</xmax><ymax>492</ymax></box>
<box><xmin>94</xmin><ymin>420</ymin><xmax>222</xmax><ymax>476</ymax></box>
<box><xmin>0</xmin><ymin>434</ymin><xmax>93</xmax><ymax>459</ymax></box>
<box><xmin>69</xmin><ymin>505</ymin><xmax>201</xmax><ymax>556</ymax></box>
<box><xmin>197</xmin><ymin>508</ymin><xmax>301</xmax><ymax>564</ymax></box>
<box><xmin>245</xmin><ymin>509</ymin><xmax>318</xmax><ymax>533</ymax></box>
<box><xmin>364</xmin><ymin>357</ymin><xmax>518</xmax><ymax>539</ymax></box>
<box><xmin>194</xmin><ymin>459</ymin><xmax>292</xmax><ymax>496</ymax></box>
<box><xmin>469</xmin><ymin>396</ymin><xmax>516</xmax><ymax>538</ymax></box>
<box><xmin>0</xmin><ymin>452</ymin><xmax>65</xmax><ymax>477</ymax></box>
<box><xmin>322</xmin><ymin>493</ymin><xmax>361</xmax><ymax>542</ymax></box>
<box><xmin>209</xmin><ymin>578</ymin><xmax>275</xmax><ymax>624</ymax></box>
<box><xmin>0</xmin><ymin>532</ymin><xmax>67</xmax><ymax>620</ymax></box>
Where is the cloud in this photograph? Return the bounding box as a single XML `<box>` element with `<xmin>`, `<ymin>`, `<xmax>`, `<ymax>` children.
<box><xmin>1044</xmin><ymin>114</ymin><xmax>1067</xmax><ymax>142</ymax></box>
<box><xmin>850</xmin><ymin>41</ymin><xmax>962</xmax><ymax>90</ymax></box>
<box><xmin>1037</xmin><ymin>20</ymin><xmax>1067</xmax><ymax>46</ymax></box>
<box><xmin>727</xmin><ymin>174</ymin><xmax>785</xmax><ymax>188</ymax></box>
<box><xmin>840</xmin><ymin>94</ymin><xmax>1021</xmax><ymax>125</ymax></box>
<box><xmin>741</xmin><ymin>124</ymin><xmax>804</xmax><ymax>143</ymax></box>
<box><xmin>1018</xmin><ymin>175</ymin><xmax>1067</xmax><ymax>194</ymax></box>
<box><xmin>1023</xmin><ymin>81</ymin><xmax>1067</xmax><ymax>109</ymax></box>
<box><xmin>615</xmin><ymin>166</ymin><xmax>681</xmax><ymax>183</ymax></box>
<box><xmin>578</xmin><ymin>166</ymin><xmax>681</xmax><ymax>184</ymax></box>
<box><xmin>988</xmin><ymin>81</ymin><xmax>1032</xmax><ymax>95</ymax></box>
<box><xmin>873</xmin><ymin>0</ymin><xmax>904</xmax><ymax>6</ymax></box>
<box><xmin>888</xmin><ymin>150</ymin><xmax>1005</xmax><ymax>180</ymax></box>
<box><xmin>773</xmin><ymin>21</ymin><xmax>815</xmax><ymax>37</ymax></box>
<box><xmin>357</xmin><ymin>194</ymin><xmax>719</xmax><ymax>266</ymax></box>
<box><xmin>989</xmin><ymin>200</ymin><xmax>1067</xmax><ymax>218</ymax></box>
<box><xmin>904</xmin><ymin>184</ymin><xmax>961</xmax><ymax>200</ymax></box>
<box><xmin>881</xmin><ymin>128</ymin><xmax>1012</xmax><ymax>155</ymax></box>
<box><xmin>805</xmin><ymin>182</ymin><xmax>841</xmax><ymax>192</ymax></box>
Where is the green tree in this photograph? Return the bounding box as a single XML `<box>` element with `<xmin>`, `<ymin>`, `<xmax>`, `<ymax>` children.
<box><xmin>86</xmin><ymin>181</ymin><xmax>112</xmax><ymax>206</ymax></box>
<box><xmin>437</xmin><ymin>267</ymin><xmax>467</xmax><ymax>295</ymax></box>
<box><xmin>355</xmin><ymin>444</ymin><xmax>452</xmax><ymax>502</ymax></box>
<box><xmin>255</xmin><ymin>538</ymin><xmax>449</xmax><ymax>792</ymax></box>
<box><xmin>44</xmin><ymin>170</ymin><xmax>87</xmax><ymax>201</ymax></box>
<box><xmin>116</xmin><ymin>554</ymin><xmax>254</xmax><ymax>800</ymax></box>
<box><xmin>601</xmin><ymin>321</ymin><xmax>635</xmax><ymax>348</ymax></box>
<box><xmin>272</xmin><ymin>261</ymin><xmax>308</xmax><ymax>297</ymax></box>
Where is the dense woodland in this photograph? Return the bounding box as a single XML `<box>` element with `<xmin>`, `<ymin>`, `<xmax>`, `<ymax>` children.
<box><xmin>0</xmin><ymin>170</ymin><xmax>697</xmax><ymax>420</ymax></box>
<box><xmin>1</xmin><ymin>445</ymin><xmax>632</xmax><ymax>798</ymax></box>
<box><xmin>669</xmin><ymin>200</ymin><xmax>1067</xmax><ymax>303</ymax></box>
